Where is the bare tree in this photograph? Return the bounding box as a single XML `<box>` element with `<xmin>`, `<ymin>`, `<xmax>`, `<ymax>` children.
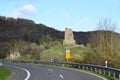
<box><xmin>87</xmin><ymin>19</ymin><xmax>120</xmax><ymax>68</ymax></box>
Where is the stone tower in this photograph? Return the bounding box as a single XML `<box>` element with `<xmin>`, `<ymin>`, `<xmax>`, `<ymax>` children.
<box><xmin>63</xmin><ymin>28</ymin><xmax>76</xmax><ymax>45</ymax></box>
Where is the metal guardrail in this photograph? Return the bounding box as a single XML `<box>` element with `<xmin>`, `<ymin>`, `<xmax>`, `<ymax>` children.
<box><xmin>1</xmin><ymin>59</ymin><xmax>120</xmax><ymax>80</ymax></box>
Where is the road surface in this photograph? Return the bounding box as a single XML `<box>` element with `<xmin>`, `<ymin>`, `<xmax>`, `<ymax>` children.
<box><xmin>3</xmin><ymin>63</ymin><xmax>106</xmax><ymax>80</ymax></box>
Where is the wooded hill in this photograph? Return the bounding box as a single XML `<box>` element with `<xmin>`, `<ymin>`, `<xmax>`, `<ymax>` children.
<box><xmin>0</xmin><ymin>16</ymin><xmax>119</xmax><ymax>45</ymax></box>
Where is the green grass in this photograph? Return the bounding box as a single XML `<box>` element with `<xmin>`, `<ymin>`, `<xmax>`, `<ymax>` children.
<box><xmin>0</xmin><ymin>66</ymin><xmax>12</xmax><ymax>80</ymax></box>
<box><xmin>40</xmin><ymin>45</ymin><xmax>90</xmax><ymax>62</ymax></box>
<box><xmin>41</xmin><ymin>45</ymin><xmax>65</xmax><ymax>61</ymax></box>
<box><xmin>42</xmin><ymin>45</ymin><xmax>66</xmax><ymax>53</ymax></box>
<box><xmin>42</xmin><ymin>45</ymin><xmax>90</xmax><ymax>54</ymax></box>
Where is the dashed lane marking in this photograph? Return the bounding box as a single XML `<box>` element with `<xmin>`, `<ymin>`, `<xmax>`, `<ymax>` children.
<box><xmin>59</xmin><ymin>74</ymin><xmax>64</xmax><ymax>79</ymax></box>
<box><xmin>48</xmin><ymin>69</ymin><xmax>54</xmax><ymax>72</ymax></box>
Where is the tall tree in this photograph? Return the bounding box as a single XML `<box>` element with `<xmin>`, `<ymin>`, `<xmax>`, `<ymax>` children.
<box><xmin>39</xmin><ymin>35</ymin><xmax>53</xmax><ymax>49</ymax></box>
<box><xmin>0</xmin><ymin>42</ymin><xmax>11</xmax><ymax>59</ymax></box>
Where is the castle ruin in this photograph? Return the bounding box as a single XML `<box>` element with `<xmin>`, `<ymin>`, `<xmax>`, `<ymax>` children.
<box><xmin>63</xmin><ymin>28</ymin><xmax>76</xmax><ymax>46</ymax></box>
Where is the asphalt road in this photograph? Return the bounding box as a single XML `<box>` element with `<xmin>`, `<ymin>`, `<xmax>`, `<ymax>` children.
<box><xmin>3</xmin><ymin>63</ymin><xmax>106</xmax><ymax>80</ymax></box>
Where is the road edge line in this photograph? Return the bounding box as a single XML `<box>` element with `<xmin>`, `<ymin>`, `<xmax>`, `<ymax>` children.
<box><xmin>5</xmin><ymin>65</ymin><xmax>31</xmax><ymax>80</ymax></box>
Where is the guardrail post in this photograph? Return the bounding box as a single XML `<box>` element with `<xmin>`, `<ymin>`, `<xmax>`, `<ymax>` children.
<box><xmin>62</xmin><ymin>64</ymin><xmax>64</xmax><ymax>67</ymax></box>
<box><xmin>103</xmin><ymin>70</ymin><xmax>106</xmax><ymax>75</ymax></box>
<box><xmin>108</xmin><ymin>71</ymin><xmax>111</xmax><ymax>77</ymax></box>
<box><xmin>95</xmin><ymin>68</ymin><xmax>97</xmax><ymax>73</ymax></box>
<box><xmin>78</xmin><ymin>66</ymin><xmax>81</xmax><ymax>68</ymax></box>
<box><xmin>90</xmin><ymin>67</ymin><xmax>92</xmax><ymax>71</ymax></box>
<box><xmin>99</xmin><ymin>69</ymin><xmax>102</xmax><ymax>74</ymax></box>
<box><xmin>119</xmin><ymin>74</ymin><xmax>120</xmax><ymax>80</ymax></box>
<box><xmin>86</xmin><ymin>67</ymin><xmax>88</xmax><ymax>70</ymax></box>
<box><xmin>113</xmin><ymin>72</ymin><xmax>115</xmax><ymax>78</ymax></box>
<box><xmin>82</xmin><ymin>66</ymin><xmax>84</xmax><ymax>69</ymax></box>
<box><xmin>0</xmin><ymin>59</ymin><xmax>2</xmax><ymax>66</ymax></box>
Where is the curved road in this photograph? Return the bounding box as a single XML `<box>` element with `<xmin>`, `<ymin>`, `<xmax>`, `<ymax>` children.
<box><xmin>4</xmin><ymin>63</ymin><xmax>106</xmax><ymax>80</ymax></box>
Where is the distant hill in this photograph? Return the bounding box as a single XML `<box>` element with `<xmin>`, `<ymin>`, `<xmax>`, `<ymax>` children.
<box><xmin>0</xmin><ymin>16</ymin><xmax>119</xmax><ymax>45</ymax></box>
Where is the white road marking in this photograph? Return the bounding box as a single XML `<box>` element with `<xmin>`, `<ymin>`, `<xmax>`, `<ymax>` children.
<box><xmin>48</xmin><ymin>69</ymin><xmax>54</xmax><ymax>72</ymax></box>
<box><xmin>6</xmin><ymin>65</ymin><xmax>31</xmax><ymax>80</ymax></box>
<box><xmin>21</xmin><ymin>67</ymin><xmax>31</xmax><ymax>80</ymax></box>
<box><xmin>59</xmin><ymin>74</ymin><xmax>64</xmax><ymax>79</ymax></box>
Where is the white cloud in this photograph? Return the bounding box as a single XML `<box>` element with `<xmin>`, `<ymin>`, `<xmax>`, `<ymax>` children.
<box><xmin>22</xmin><ymin>4</ymin><xmax>36</xmax><ymax>13</ymax></box>
<box><xmin>11</xmin><ymin>4</ymin><xmax>36</xmax><ymax>18</ymax></box>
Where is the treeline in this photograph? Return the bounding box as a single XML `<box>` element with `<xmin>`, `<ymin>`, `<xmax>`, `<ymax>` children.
<box><xmin>0</xmin><ymin>16</ymin><xmax>63</xmax><ymax>43</ymax></box>
<box><xmin>0</xmin><ymin>35</ymin><xmax>61</xmax><ymax>59</ymax></box>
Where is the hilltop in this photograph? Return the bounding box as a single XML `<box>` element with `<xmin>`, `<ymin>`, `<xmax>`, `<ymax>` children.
<box><xmin>0</xmin><ymin>16</ymin><xmax>105</xmax><ymax>45</ymax></box>
<box><xmin>1</xmin><ymin>16</ymin><xmax>120</xmax><ymax>46</ymax></box>
<box><xmin>0</xmin><ymin>16</ymin><xmax>63</xmax><ymax>43</ymax></box>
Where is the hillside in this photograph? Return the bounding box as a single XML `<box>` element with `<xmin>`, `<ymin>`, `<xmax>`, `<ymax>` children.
<box><xmin>0</xmin><ymin>16</ymin><xmax>64</xmax><ymax>43</ymax></box>
<box><xmin>0</xmin><ymin>16</ymin><xmax>120</xmax><ymax>45</ymax></box>
<box><xmin>1</xmin><ymin>16</ymin><xmax>120</xmax><ymax>68</ymax></box>
<box><xmin>40</xmin><ymin>45</ymin><xmax>91</xmax><ymax>62</ymax></box>
<box><xmin>0</xmin><ymin>16</ymin><xmax>93</xmax><ymax>45</ymax></box>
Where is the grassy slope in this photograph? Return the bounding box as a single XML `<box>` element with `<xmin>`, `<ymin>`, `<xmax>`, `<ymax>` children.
<box><xmin>0</xmin><ymin>66</ymin><xmax>12</xmax><ymax>80</ymax></box>
<box><xmin>41</xmin><ymin>45</ymin><xmax>90</xmax><ymax>62</ymax></box>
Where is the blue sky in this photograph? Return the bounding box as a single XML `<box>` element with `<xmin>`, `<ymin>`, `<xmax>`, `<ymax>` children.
<box><xmin>0</xmin><ymin>0</ymin><xmax>120</xmax><ymax>32</ymax></box>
